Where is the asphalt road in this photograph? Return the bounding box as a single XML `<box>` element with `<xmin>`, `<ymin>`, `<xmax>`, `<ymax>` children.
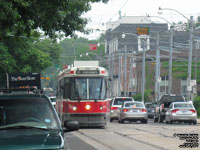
<box><xmin>64</xmin><ymin>119</ymin><xmax>200</xmax><ymax>150</ymax></box>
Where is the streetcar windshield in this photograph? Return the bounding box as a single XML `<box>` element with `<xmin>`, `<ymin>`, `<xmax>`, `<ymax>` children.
<box><xmin>70</xmin><ymin>77</ymin><xmax>106</xmax><ymax>100</ymax></box>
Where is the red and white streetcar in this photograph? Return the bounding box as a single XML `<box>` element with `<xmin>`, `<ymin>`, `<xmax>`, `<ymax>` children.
<box><xmin>56</xmin><ymin>61</ymin><xmax>111</xmax><ymax>127</ymax></box>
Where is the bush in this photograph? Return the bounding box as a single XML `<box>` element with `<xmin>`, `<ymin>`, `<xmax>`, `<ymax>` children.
<box><xmin>193</xmin><ymin>96</ymin><xmax>200</xmax><ymax>118</ymax></box>
<box><xmin>131</xmin><ymin>89</ymin><xmax>153</xmax><ymax>102</ymax></box>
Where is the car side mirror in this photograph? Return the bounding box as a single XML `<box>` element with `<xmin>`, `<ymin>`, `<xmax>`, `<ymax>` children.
<box><xmin>64</xmin><ymin>120</ymin><xmax>79</xmax><ymax>132</ymax></box>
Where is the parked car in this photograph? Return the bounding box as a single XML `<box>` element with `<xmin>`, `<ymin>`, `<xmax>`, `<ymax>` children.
<box><xmin>165</xmin><ymin>102</ymin><xmax>197</xmax><ymax>124</ymax></box>
<box><xmin>154</xmin><ymin>94</ymin><xmax>186</xmax><ymax>123</ymax></box>
<box><xmin>49</xmin><ymin>96</ymin><xmax>56</xmax><ymax>107</ymax></box>
<box><xmin>145</xmin><ymin>102</ymin><xmax>156</xmax><ymax>118</ymax></box>
<box><xmin>118</xmin><ymin>101</ymin><xmax>148</xmax><ymax>124</ymax></box>
<box><xmin>0</xmin><ymin>88</ymin><xmax>79</xmax><ymax>150</ymax></box>
<box><xmin>110</xmin><ymin>97</ymin><xmax>134</xmax><ymax>122</ymax></box>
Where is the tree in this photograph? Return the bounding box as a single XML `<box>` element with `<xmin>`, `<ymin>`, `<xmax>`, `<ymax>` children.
<box><xmin>0</xmin><ymin>33</ymin><xmax>62</xmax><ymax>87</ymax></box>
<box><xmin>0</xmin><ymin>0</ymin><xmax>109</xmax><ymax>39</ymax></box>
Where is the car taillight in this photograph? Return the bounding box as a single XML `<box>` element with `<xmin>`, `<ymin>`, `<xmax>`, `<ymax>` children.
<box><xmin>123</xmin><ymin>109</ymin><xmax>129</xmax><ymax>112</ymax></box>
<box><xmin>111</xmin><ymin>107</ymin><xmax>118</xmax><ymax>110</ymax></box>
<box><xmin>140</xmin><ymin>109</ymin><xmax>147</xmax><ymax>112</ymax></box>
<box><xmin>172</xmin><ymin>109</ymin><xmax>179</xmax><ymax>113</ymax></box>
<box><xmin>69</xmin><ymin>70</ymin><xmax>75</xmax><ymax>74</ymax></box>
<box><xmin>190</xmin><ymin>109</ymin><xmax>196</xmax><ymax>113</ymax></box>
<box><xmin>101</xmin><ymin>70</ymin><xmax>105</xmax><ymax>74</ymax></box>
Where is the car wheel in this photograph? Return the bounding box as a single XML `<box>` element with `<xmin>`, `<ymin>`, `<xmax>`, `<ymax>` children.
<box><xmin>141</xmin><ymin>119</ymin><xmax>148</xmax><ymax>124</ymax></box>
<box><xmin>169</xmin><ymin>120</ymin><xmax>173</xmax><ymax>124</ymax></box>
<box><xmin>154</xmin><ymin>116</ymin><xmax>158</xmax><ymax>123</ymax></box>
<box><xmin>165</xmin><ymin>120</ymin><xmax>169</xmax><ymax>124</ymax></box>
<box><xmin>193</xmin><ymin>120</ymin><xmax>197</xmax><ymax>125</ymax></box>
<box><xmin>121</xmin><ymin>119</ymin><xmax>124</xmax><ymax>124</ymax></box>
<box><xmin>110</xmin><ymin>118</ymin><xmax>113</xmax><ymax>122</ymax></box>
<box><xmin>158</xmin><ymin>114</ymin><xmax>164</xmax><ymax>123</ymax></box>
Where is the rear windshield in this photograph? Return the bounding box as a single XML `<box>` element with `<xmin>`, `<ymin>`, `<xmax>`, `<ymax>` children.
<box><xmin>145</xmin><ymin>103</ymin><xmax>155</xmax><ymax>108</ymax></box>
<box><xmin>160</xmin><ymin>96</ymin><xmax>185</xmax><ymax>102</ymax></box>
<box><xmin>125</xmin><ymin>102</ymin><xmax>144</xmax><ymax>108</ymax></box>
<box><xmin>113</xmin><ymin>98</ymin><xmax>133</xmax><ymax>105</ymax></box>
<box><xmin>174</xmin><ymin>103</ymin><xmax>193</xmax><ymax>108</ymax></box>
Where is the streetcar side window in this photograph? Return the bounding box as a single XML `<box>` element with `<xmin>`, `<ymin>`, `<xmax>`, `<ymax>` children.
<box><xmin>63</xmin><ymin>78</ymin><xmax>70</xmax><ymax>99</ymax></box>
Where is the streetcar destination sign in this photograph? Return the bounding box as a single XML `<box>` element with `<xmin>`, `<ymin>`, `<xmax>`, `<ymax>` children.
<box><xmin>76</xmin><ymin>70</ymin><xmax>100</xmax><ymax>74</ymax></box>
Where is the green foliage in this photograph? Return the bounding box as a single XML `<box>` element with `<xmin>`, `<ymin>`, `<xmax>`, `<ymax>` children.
<box><xmin>162</xmin><ymin>60</ymin><xmax>200</xmax><ymax>83</ymax></box>
<box><xmin>59</xmin><ymin>35</ymin><xmax>106</xmax><ymax>69</ymax></box>
<box><xmin>0</xmin><ymin>0</ymin><xmax>109</xmax><ymax>39</ymax></box>
<box><xmin>193</xmin><ymin>96</ymin><xmax>200</xmax><ymax>117</ymax></box>
<box><xmin>0</xmin><ymin>34</ymin><xmax>62</xmax><ymax>87</ymax></box>
<box><xmin>132</xmin><ymin>89</ymin><xmax>153</xmax><ymax>102</ymax></box>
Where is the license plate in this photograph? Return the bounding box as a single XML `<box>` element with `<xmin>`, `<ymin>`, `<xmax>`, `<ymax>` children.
<box><xmin>131</xmin><ymin>109</ymin><xmax>138</xmax><ymax>112</ymax></box>
<box><xmin>180</xmin><ymin>111</ymin><xmax>191</xmax><ymax>114</ymax></box>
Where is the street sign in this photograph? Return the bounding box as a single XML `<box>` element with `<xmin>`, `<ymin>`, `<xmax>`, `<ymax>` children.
<box><xmin>157</xmin><ymin>77</ymin><xmax>161</xmax><ymax>83</ymax></box>
<box><xmin>190</xmin><ymin>80</ymin><xmax>196</xmax><ymax>86</ymax></box>
<box><xmin>136</xmin><ymin>27</ymin><xmax>149</xmax><ymax>35</ymax></box>
<box><xmin>187</xmin><ymin>86</ymin><xmax>192</xmax><ymax>91</ymax></box>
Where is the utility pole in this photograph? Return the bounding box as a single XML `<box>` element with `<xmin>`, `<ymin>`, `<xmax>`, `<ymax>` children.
<box><xmin>187</xmin><ymin>16</ymin><xmax>194</xmax><ymax>101</ymax></box>
<box><xmin>111</xmin><ymin>53</ymin><xmax>114</xmax><ymax>97</ymax></box>
<box><xmin>141</xmin><ymin>36</ymin><xmax>146</xmax><ymax>103</ymax></box>
<box><xmin>168</xmin><ymin>26</ymin><xmax>174</xmax><ymax>94</ymax></box>
<box><xmin>155</xmin><ymin>33</ymin><xmax>160</xmax><ymax>102</ymax></box>
<box><xmin>124</xmin><ymin>45</ymin><xmax>127</xmax><ymax>96</ymax></box>
<box><xmin>118</xmin><ymin>49</ymin><xmax>121</xmax><ymax>96</ymax></box>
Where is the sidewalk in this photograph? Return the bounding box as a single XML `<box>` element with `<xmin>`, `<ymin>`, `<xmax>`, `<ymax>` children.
<box><xmin>198</xmin><ymin>119</ymin><xmax>200</xmax><ymax>124</ymax></box>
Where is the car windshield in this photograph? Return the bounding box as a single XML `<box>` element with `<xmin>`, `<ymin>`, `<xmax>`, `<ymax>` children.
<box><xmin>174</xmin><ymin>103</ymin><xmax>193</xmax><ymax>108</ymax></box>
<box><xmin>125</xmin><ymin>102</ymin><xmax>144</xmax><ymax>108</ymax></box>
<box><xmin>113</xmin><ymin>98</ymin><xmax>133</xmax><ymax>105</ymax></box>
<box><xmin>0</xmin><ymin>98</ymin><xmax>59</xmax><ymax>130</ymax></box>
<box><xmin>145</xmin><ymin>103</ymin><xmax>155</xmax><ymax>108</ymax></box>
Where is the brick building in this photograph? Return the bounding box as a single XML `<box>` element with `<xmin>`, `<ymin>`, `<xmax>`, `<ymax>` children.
<box><xmin>105</xmin><ymin>16</ymin><xmax>200</xmax><ymax>100</ymax></box>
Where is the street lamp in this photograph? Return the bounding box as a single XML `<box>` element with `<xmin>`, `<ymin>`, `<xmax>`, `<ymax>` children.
<box><xmin>159</xmin><ymin>7</ymin><xmax>194</xmax><ymax>101</ymax></box>
<box><xmin>122</xmin><ymin>32</ymin><xmax>148</xmax><ymax>103</ymax></box>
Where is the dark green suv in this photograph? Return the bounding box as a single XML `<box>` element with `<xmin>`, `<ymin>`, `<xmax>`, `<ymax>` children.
<box><xmin>0</xmin><ymin>92</ymin><xmax>79</xmax><ymax>150</ymax></box>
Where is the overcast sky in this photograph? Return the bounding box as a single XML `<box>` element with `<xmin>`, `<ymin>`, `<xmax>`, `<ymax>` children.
<box><xmin>77</xmin><ymin>0</ymin><xmax>200</xmax><ymax>39</ymax></box>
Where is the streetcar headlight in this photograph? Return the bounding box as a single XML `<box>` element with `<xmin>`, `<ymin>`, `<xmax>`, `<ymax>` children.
<box><xmin>85</xmin><ymin>104</ymin><xmax>91</xmax><ymax>110</ymax></box>
<box><xmin>100</xmin><ymin>105</ymin><xmax>103</xmax><ymax>110</ymax></box>
<box><xmin>72</xmin><ymin>106</ymin><xmax>77</xmax><ymax>111</ymax></box>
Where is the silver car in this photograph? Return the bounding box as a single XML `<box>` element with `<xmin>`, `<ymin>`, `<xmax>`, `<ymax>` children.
<box><xmin>165</xmin><ymin>102</ymin><xmax>197</xmax><ymax>124</ymax></box>
<box><xmin>110</xmin><ymin>97</ymin><xmax>134</xmax><ymax>122</ymax></box>
<box><xmin>118</xmin><ymin>101</ymin><xmax>148</xmax><ymax>124</ymax></box>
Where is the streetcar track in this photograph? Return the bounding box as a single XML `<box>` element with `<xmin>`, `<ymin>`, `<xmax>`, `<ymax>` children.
<box><xmin>77</xmin><ymin>130</ymin><xmax>117</xmax><ymax>150</ymax></box>
<box><xmin>114</xmin><ymin>131</ymin><xmax>169</xmax><ymax>150</ymax></box>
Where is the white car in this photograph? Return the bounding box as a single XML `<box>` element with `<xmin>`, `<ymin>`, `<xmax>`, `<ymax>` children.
<box><xmin>49</xmin><ymin>96</ymin><xmax>56</xmax><ymax>107</ymax></box>
<box><xmin>110</xmin><ymin>97</ymin><xmax>134</xmax><ymax>122</ymax></box>
<box><xmin>118</xmin><ymin>101</ymin><xmax>148</xmax><ymax>124</ymax></box>
<box><xmin>165</xmin><ymin>102</ymin><xmax>197</xmax><ymax>124</ymax></box>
